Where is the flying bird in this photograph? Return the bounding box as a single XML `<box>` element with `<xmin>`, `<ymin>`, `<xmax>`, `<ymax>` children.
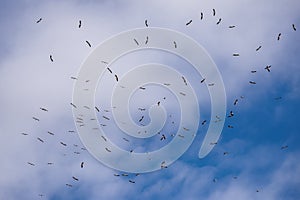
<box><xmin>49</xmin><ymin>55</ymin><xmax>53</xmax><ymax>62</ymax></box>
<box><xmin>105</xmin><ymin>147</ymin><xmax>111</xmax><ymax>152</ymax></box>
<box><xmin>274</xmin><ymin>97</ymin><xmax>282</xmax><ymax>100</ymax></box>
<box><xmin>160</xmin><ymin>134</ymin><xmax>166</xmax><ymax>141</ymax></box>
<box><xmin>265</xmin><ymin>65</ymin><xmax>271</xmax><ymax>72</ymax></box>
<box><xmin>234</xmin><ymin>99</ymin><xmax>238</xmax><ymax>105</ymax></box>
<box><xmin>70</xmin><ymin>103</ymin><xmax>77</xmax><ymax>108</ymax></box>
<box><xmin>106</xmin><ymin>67</ymin><xmax>113</xmax><ymax>74</ymax></box>
<box><xmin>134</xmin><ymin>38</ymin><xmax>139</xmax><ymax>45</ymax></box>
<box><xmin>47</xmin><ymin>131</ymin><xmax>54</xmax><ymax>136</ymax></box>
<box><xmin>256</xmin><ymin>46</ymin><xmax>262</xmax><ymax>51</ymax></box>
<box><xmin>139</xmin><ymin>86</ymin><xmax>146</xmax><ymax>90</ymax></box>
<box><xmin>129</xmin><ymin>180</ymin><xmax>135</xmax><ymax>184</ymax></box>
<box><xmin>228</xmin><ymin>125</ymin><xmax>234</xmax><ymax>128</ymax></box>
<box><xmin>182</xmin><ymin>76</ymin><xmax>187</xmax><ymax>85</ymax></box>
<box><xmin>40</xmin><ymin>107</ymin><xmax>48</xmax><ymax>112</ymax></box>
<box><xmin>228</xmin><ymin>111</ymin><xmax>234</xmax><ymax>117</ymax></box>
<box><xmin>249</xmin><ymin>81</ymin><xmax>256</xmax><ymax>84</ymax></box>
<box><xmin>60</xmin><ymin>142</ymin><xmax>67</xmax><ymax>146</ymax></box>
<box><xmin>213</xmin><ymin>9</ymin><xmax>216</xmax><ymax>16</ymax></box>
<box><xmin>145</xmin><ymin>36</ymin><xmax>149</xmax><ymax>44</ymax></box>
<box><xmin>115</xmin><ymin>74</ymin><xmax>119</xmax><ymax>82</ymax></box>
<box><xmin>200</xmin><ymin>78</ymin><xmax>206</xmax><ymax>83</ymax></box>
<box><xmin>200</xmin><ymin>12</ymin><xmax>203</xmax><ymax>20</ymax></box>
<box><xmin>223</xmin><ymin>151</ymin><xmax>229</xmax><ymax>155</ymax></box>
<box><xmin>72</xmin><ymin>176</ymin><xmax>79</xmax><ymax>181</ymax></box>
<box><xmin>292</xmin><ymin>24</ymin><xmax>296</xmax><ymax>31</ymax></box>
<box><xmin>201</xmin><ymin>120</ymin><xmax>207</xmax><ymax>125</ymax></box>
<box><xmin>36</xmin><ymin>18</ymin><xmax>42</xmax><ymax>23</ymax></box>
<box><xmin>27</xmin><ymin>162</ymin><xmax>35</xmax><ymax>166</ymax></box>
<box><xmin>138</xmin><ymin>116</ymin><xmax>144</xmax><ymax>122</ymax></box>
<box><xmin>186</xmin><ymin>20</ymin><xmax>192</xmax><ymax>26</ymax></box>
<box><xmin>145</xmin><ymin>19</ymin><xmax>148</xmax><ymax>27</ymax></box>
<box><xmin>277</xmin><ymin>33</ymin><xmax>281</xmax><ymax>41</ymax></box>
<box><xmin>81</xmin><ymin>162</ymin><xmax>84</xmax><ymax>168</ymax></box>
<box><xmin>251</xmin><ymin>70</ymin><xmax>257</xmax><ymax>73</ymax></box>
<box><xmin>216</xmin><ymin>18</ymin><xmax>221</xmax><ymax>25</ymax></box>
<box><xmin>78</xmin><ymin>20</ymin><xmax>82</xmax><ymax>28</ymax></box>
<box><xmin>138</xmin><ymin>108</ymin><xmax>146</xmax><ymax>111</ymax></box>
<box><xmin>173</xmin><ymin>41</ymin><xmax>177</xmax><ymax>48</ymax></box>
<box><xmin>157</xmin><ymin>101</ymin><xmax>161</xmax><ymax>106</ymax></box>
<box><xmin>281</xmin><ymin>145</ymin><xmax>288</xmax><ymax>150</ymax></box>
<box><xmin>208</xmin><ymin>83</ymin><xmax>215</xmax><ymax>86</ymax></box>
<box><xmin>66</xmin><ymin>184</ymin><xmax>73</xmax><ymax>187</ymax></box>
<box><xmin>70</xmin><ymin>76</ymin><xmax>77</xmax><ymax>80</ymax></box>
<box><xmin>228</xmin><ymin>25</ymin><xmax>236</xmax><ymax>28</ymax></box>
<box><xmin>103</xmin><ymin>116</ymin><xmax>110</xmax><ymax>120</ymax></box>
<box><xmin>233</xmin><ymin>53</ymin><xmax>240</xmax><ymax>56</ymax></box>
<box><xmin>86</xmin><ymin>40</ymin><xmax>91</xmax><ymax>47</ymax></box>
<box><xmin>95</xmin><ymin>106</ymin><xmax>100</xmax><ymax>112</ymax></box>
<box><xmin>32</xmin><ymin>117</ymin><xmax>40</xmax><ymax>121</ymax></box>
<box><xmin>21</xmin><ymin>132</ymin><xmax>28</xmax><ymax>136</ymax></box>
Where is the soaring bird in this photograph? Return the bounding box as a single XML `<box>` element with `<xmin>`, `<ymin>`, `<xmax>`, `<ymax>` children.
<box><xmin>216</xmin><ymin>18</ymin><xmax>221</xmax><ymax>25</ymax></box>
<box><xmin>265</xmin><ymin>65</ymin><xmax>271</xmax><ymax>72</ymax></box>
<box><xmin>145</xmin><ymin>19</ymin><xmax>148</xmax><ymax>27</ymax></box>
<box><xmin>80</xmin><ymin>162</ymin><xmax>84</xmax><ymax>168</ymax></box>
<box><xmin>115</xmin><ymin>74</ymin><xmax>119</xmax><ymax>82</ymax></box>
<box><xmin>47</xmin><ymin>131</ymin><xmax>54</xmax><ymax>136</ymax></box>
<box><xmin>95</xmin><ymin>106</ymin><xmax>100</xmax><ymax>112</ymax></box>
<box><xmin>33</xmin><ymin>117</ymin><xmax>40</xmax><ymax>121</ymax></box>
<box><xmin>70</xmin><ymin>103</ymin><xmax>77</xmax><ymax>108</ymax></box>
<box><xmin>201</xmin><ymin>120</ymin><xmax>207</xmax><ymax>125</ymax></box>
<box><xmin>186</xmin><ymin>20</ymin><xmax>192</xmax><ymax>26</ymax></box>
<box><xmin>281</xmin><ymin>145</ymin><xmax>288</xmax><ymax>150</ymax></box>
<box><xmin>60</xmin><ymin>142</ymin><xmax>67</xmax><ymax>146</ymax></box>
<box><xmin>78</xmin><ymin>20</ymin><xmax>82</xmax><ymax>28</ymax></box>
<box><xmin>86</xmin><ymin>40</ymin><xmax>91</xmax><ymax>47</ymax></box>
<box><xmin>27</xmin><ymin>162</ymin><xmax>35</xmax><ymax>166</ymax></box>
<box><xmin>66</xmin><ymin>184</ymin><xmax>73</xmax><ymax>187</ymax></box>
<box><xmin>173</xmin><ymin>41</ymin><xmax>177</xmax><ymax>48</ymax></box>
<box><xmin>251</xmin><ymin>70</ymin><xmax>257</xmax><ymax>73</ymax></box>
<box><xmin>40</xmin><ymin>107</ymin><xmax>48</xmax><ymax>112</ymax></box>
<box><xmin>106</xmin><ymin>67</ymin><xmax>113</xmax><ymax>74</ymax></box>
<box><xmin>233</xmin><ymin>53</ymin><xmax>240</xmax><ymax>56</ymax></box>
<box><xmin>233</xmin><ymin>99</ymin><xmax>238</xmax><ymax>105</ymax></box>
<box><xmin>256</xmin><ymin>46</ymin><xmax>262</xmax><ymax>51</ymax></box>
<box><xmin>228</xmin><ymin>125</ymin><xmax>234</xmax><ymax>128</ymax></box>
<box><xmin>105</xmin><ymin>147</ymin><xmax>111</xmax><ymax>152</ymax></box>
<box><xmin>292</xmin><ymin>24</ymin><xmax>296</xmax><ymax>31</ymax></box>
<box><xmin>36</xmin><ymin>18</ymin><xmax>42</xmax><ymax>23</ymax></box>
<box><xmin>200</xmin><ymin>78</ymin><xmax>206</xmax><ymax>83</ymax></box>
<box><xmin>138</xmin><ymin>116</ymin><xmax>144</xmax><ymax>122</ymax></box>
<box><xmin>145</xmin><ymin>36</ymin><xmax>149</xmax><ymax>44</ymax></box>
<box><xmin>228</xmin><ymin>111</ymin><xmax>234</xmax><ymax>117</ymax></box>
<box><xmin>129</xmin><ymin>180</ymin><xmax>135</xmax><ymax>184</ymax></box>
<box><xmin>249</xmin><ymin>81</ymin><xmax>256</xmax><ymax>84</ymax></box>
<box><xmin>229</xmin><ymin>25</ymin><xmax>235</xmax><ymax>28</ymax></box>
<box><xmin>133</xmin><ymin>38</ymin><xmax>139</xmax><ymax>45</ymax></box>
<box><xmin>21</xmin><ymin>132</ymin><xmax>28</xmax><ymax>136</ymax></box>
<box><xmin>200</xmin><ymin>12</ymin><xmax>203</xmax><ymax>20</ymax></box>
<box><xmin>160</xmin><ymin>134</ymin><xmax>166</xmax><ymax>141</ymax></box>
<box><xmin>70</xmin><ymin>76</ymin><xmax>77</xmax><ymax>80</ymax></box>
<box><xmin>213</xmin><ymin>9</ymin><xmax>216</xmax><ymax>16</ymax></box>
<box><xmin>72</xmin><ymin>176</ymin><xmax>79</xmax><ymax>181</ymax></box>
<box><xmin>50</xmin><ymin>55</ymin><xmax>53</xmax><ymax>62</ymax></box>
<box><xmin>277</xmin><ymin>33</ymin><xmax>281</xmax><ymax>41</ymax></box>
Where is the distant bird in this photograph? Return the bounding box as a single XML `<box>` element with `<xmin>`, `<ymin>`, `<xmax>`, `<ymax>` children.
<box><xmin>249</xmin><ymin>81</ymin><xmax>256</xmax><ymax>84</ymax></box>
<box><xmin>121</xmin><ymin>173</ymin><xmax>128</xmax><ymax>176</ymax></box>
<box><xmin>21</xmin><ymin>132</ymin><xmax>28</xmax><ymax>136</ymax></box>
<box><xmin>281</xmin><ymin>145</ymin><xmax>288</xmax><ymax>150</ymax></box>
<box><xmin>186</xmin><ymin>20</ymin><xmax>192</xmax><ymax>26</ymax></box>
<box><xmin>210</xmin><ymin>142</ymin><xmax>218</xmax><ymax>145</ymax></box>
<box><xmin>228</xmin><ymin>125</ymin><xmax>234</xmax><ymax>128</ymax></box>
<box><xmin>182</xmin><ymin>76</ymin><xmax>187</xmax><ymax>85</ymax></box>
<box><xmin>256</xmin><ymin>46</ymin><xmax>262</xmax><ymax>51</ymax></box>
<box><xmin>173</xmin><ymin>41</ymin><xmax>177</xmax><ymax>48</ymax></box>
<box><xmin>133</xmin><ymin>38</ymin><xmax>139</xmax><ymax>45</ymax></box>
<box><xmin>114</xmin><ymin>174</ymin><xmax>120</xmax><ymax>176</ymax></box>
<box><xmin>129</xmin><ymin>180</ymin><xmax>135</xmax><ymax>184</ymax></box>
<box><xmin>265</xmin><ymin>65</ymin><xmax>271</xmax><ymax>72</ymax></box>
<box><xmin>292</xmin><ymin>24</ymin><xmax>296</xmax><ymax>31</ymax></box>
<box><xmin>27</xmin><ymin>162</ymin><xmax>35</xmax><ymax>166</ymax></box>
<box><xmin>138</xmin><ymin>116</ymin><xmax>144</xmax><ymax>122</ymax></box>
<box><xmin>101</xmin><ymin>60</ymin><xmax>108</xmax><ymax>64</ymax></box>
<box><xmin>228</xmin><ymin>25</ymin><xmax>235</xmax><ymax>28</ymax></box>
<box><xmin>105</xmin><ymin>147</ymin><xmax>111</xmax><ymax>152</ymax></box>
<box><xmin>208</xmin><ymin>83</ymin><xmax>215</xmax><ymax>86</ymax></box>
<box><xmin>66</xmin><ymin>184</ymin><xmax>72</xmax><ymax>187</ymax></box>
<box><xmin>80</xmin><ymin>162</ymin><xmax>84</xmax><ymax>168</ymax></box>
<box><xmin>145</xmin><ymin>36</ymin><xmax>149</xmax><ymax>44</ymax></box>
<box><xmin>36</xmin><ymin>18</ymin><xmax>42</xmax><ymax>23</ymax></box>
<box><xmin>32</xmin><ymin>117</ymin><xmax>40</xmax><ymax>121</ymax></box>
<box><xmin>223</xmin><ymin>152</ymin><xmax>229</xmax><ymax>155</ymax></box>
<box><xmin>161</xmin><ymin>161</ymin><xmax>167</xmax><ymax>168</ymax></box>
<box><xmin>40</xmin><ymin>107</ymin><xmax>48</xmax><ymax>112</ymax></box>
<box><xmin>115</xmin><ymin>74</ymin><xmax>119</xmax><ymax>82</ymax></box>
<box><xmin>139</xmin><ymin>86</ymin><xmax>146</xmax><ymax>90</ymax></box>
<box><xmin>47</xmin><ymin>131</ymin><xmax>54</xmax><ymax>136</ymax></box>
<box><xmin>70</xmin><ymin>76</ymin><xmax>77</xmax><ymax>80</ymax></box>
<box><xmin>251</xmin><ymin>70</ymin><xmax>257</xmax><ymax>73</ymax></box>
<box><xmin>228</xmin><ymin>111</ymin><xmax>234</xmax><ymax>117</ymax></box>
<box><xmin>277</xmin><ymin>33</ymin><xmax>281</xmax><ymax>41</ymax></box>
<box><xmin>70</xmin><ymin>103</ymin><xmax>77</xmax><ymax>108</ymax></box>
<box><xmin>138</xmin><ymin>108</ymin><xmax>146</xmax><ymax>111</ymax></box>
<box><xmin>78</xmin><ymin>20</ymin><xmax>82</xmax><ymax>28</ymax></box>
<box><xmin>180</xmin><ymin>92</ymin><xmax>186</xmax><ymax>96</ymax></box>
<box><xmin>233</xmin><ymin>53</ymin><xmax>240</xmax><ymax>56</ymax></box>
<box><xmin>216</xmin><ymin>18</ymin><xmax>221</xmax><ymax>25</ymax></box>
<box><xmin>201</xmin><ymin>120</ymin><xmax>207</xmax><ymax>125</ymax></box>
<box><xmin>72</xmin><ymin>176</ymin><xmax>79</xmax><ymax>181</ymax></box>
<box><xmin>50</xmin><ymin>55</ymin><xmax>53</xmax><ymax>62</ymax></box>
<box><xmin>37</xmin><ymin>137</ymin><xmax>44</xmax><ymax>143</ymax></box>
<box><xmin>123</xmin><ymin>137</ymin><xmax>129</xmax><ymax>142</ymax></box>
<box><xmin>200</xmin><ymin>12</ymin><xmax>203</xmax><ymax>20</ymax></box>
<box><xmin>234</xmin><ymin>99</ymin><xmax>238</xmax><ymax>105</ymax></box>
<box><xmin>145</xmin><ymin>19</ymin><xmax>148</xmax><ymax>27</ymax></box>
<box><xmin>106</xmin><ymin>67</ymin><xmax>113</xmax><ymax>74</ymax></box>
<box><xmin>47</xmin><ymin>162</ymin><xmax>53</xmax><ymax>165</ymax></box>
<box><xmin>103</xmin><ymin>116</ymin><xmax>110</xmax><ymax>120</ymax></box>
<box><xmin>157</xmin><ymin>101</ymin><xmax>161</xmax><ymax>106</ymax></box>
<box><xmin>86</xmin><ymin>40</ymin><xmax>91</xmax><ymax>47</ymax></box>
<box><xmin>274</xmin><ymin>97</ymin><xmax>282</xmax><ymax>100</ymax></box>
<box><xmin>213</xmin><ymin>9</ymin><xmax>216</xmax><ymax>16</ymax></box>
<box><xmin>95</xmin><ymin>106</ymin><xmax>100</xmax><ymax>112</ymax></box>
<box><xmin>200</xmin><ymin>78</ymin><xmax>206</xmax><ymax>83</ymax></box>
<box><xmin>213</xmin><ymin>178</ymin><xmax>217</xmax><ymax>182</ymax></box>
<box><xmin>160</xmin><ymin>134</ymin><xmax>166</xmax><ymax>141</ymax></box>
<box><xmin>60</xmin><ymin>142</ymin><xmax>67</xmax><ymax>146</ymax></box>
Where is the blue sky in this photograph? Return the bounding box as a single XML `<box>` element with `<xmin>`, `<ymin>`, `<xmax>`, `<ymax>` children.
<box><xmin>0</xmin><ymin>0</ymin><xmax>300</xmax><ymax>199</ymax></box>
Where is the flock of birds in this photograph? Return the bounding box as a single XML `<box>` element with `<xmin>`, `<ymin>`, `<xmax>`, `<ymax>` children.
<box><xmin>22</xmin><ymin>7</ymin><xmax>296</xmax><ymax>198</ymax></box>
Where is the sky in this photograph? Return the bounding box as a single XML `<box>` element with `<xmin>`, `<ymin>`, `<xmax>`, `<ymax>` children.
<box><xmin>0</xmin><ymin>0</ymin><xmax>300</xmax><ymax>199</ymax></box>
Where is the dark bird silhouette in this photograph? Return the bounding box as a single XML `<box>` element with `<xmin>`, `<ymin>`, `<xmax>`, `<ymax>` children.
<box><xmin>234</xmin><ymin>99</ymin><xmax>238</xmax><ymax>105</ymax></box>
<box><xmin>86</xmin><ymin>40</ymin><xmax>91</xmax><ymax>47</ymax></box>
<box><xmin>122</xmin><ymin>173</ymin><xmax>129</xmax><ymax>176</ymax></box>
<box><xmin>114</xmin><ymin>174</ymin><xmax>120</xmax><ymax>176</ymax></box>
<box><xmin>281</xmin><ymin>145</ymin><xmax>288</xmax><ymax>150</ymax></box>
<box><xmin>208</xmin><ymin>83</ymin><xmax>215</xmax><ymax>86</ymax></box>
<box><xmin>160</xmin><ymin>134</ymin><xmax>166</xmax><ymax>141</ymax></box>
<box><xmin>72</xmin><ymin>176</ymin><xmax>79</xmax><ymax>181</ymax></box>
<box><xmin>200</xmin><ymin>78</ymin><xmax>206</xmax><ymax>83</ymax></box>
<box><xmin>106</xmin><ymin>67</ymin><xmax>113</xmax><ymax>74</ymax></box>
<box><xmin>78</xmin><ymin>20</ymin><xmax>82</xmax><ymax>28</ymax></box>
<box><xmin>277</xmin><ymin>33</ymin><xmax>281</xmax><ymax>41</ymax></box>
<box><xmin>138</xmin><ymin>108</ymin><xmax>146</xmax><ymax>111</ymax></box>
<box><xmin>21</xmin><ymin>132</ymin><xmax>28</xmax><ymax>136</ymax></box>
<box><xmin>228</xmin><ymin>125</ymin><xmax>234</xmax><ymax>128</ymax></box>
<box><xmin>138</xmin><ymin>116</ymin><xmax>144</xmax><ymax>122</ymax></box>
<box><xmin>249</xmin><ymin>81</ymin><xmax>256</xmax><ymax>84</ymax></box>
<box><xmin>70</xmin><ymin>103</ymin><xmax>77</xmax><ymax>108</ymax></box>
<box><xmin>71</xmin><ymin>76</ymin><xmax>77</xmax><ymax>80</ymax></box>
<box><xmin>95</xmin><ymin>106</ymin><xmax>100</xmax><ymax>112</ymax></box>
<box><xmin>50</xmin><ymin>55</ymin><xmax>53</xmax><ymax>62</ymax></box>
<box><xmin>229</xmin><ymin>25</ymin><xmax>235</xmax><ymax>28</ymax></box>
<box><xmin>101</xmin><ymin>60</ymin><xmax>108</xmax><ymax>64</ymax></box>
<box><xmin>157</xmin><ymin>101</ymin><xmax>160</xmax><ymax>106</ymax></box>
<box><xmin>228</xmin><ymin>111</ymin><xmax>234</xmax><ymax>117</ymax></box>
<box><xmin>216</xmin><ymin>18</ymin><xmax>221</xmax><ymax>25</ymax></box>
<box><xmin>256</xmin><ymin>46</ymin><xmax>262</xmax><ymax>51</ymax></box>
<box><xmin>292</xmin><ymin>24</ymin><xmax>296</xmax><ymax>31</ymax></box>
<box><xmin>33</xmin><ymin>117</ymin><xmax>40</xmax><ymax>121</ymax></box>
<box><xmin>173</xmin><ymin>41</ymin><xmax>177</xmax><ymax>48</ymax></box>
<box><xmin>115</xmin><ymin>74</ymin><xmax>119</xmax><ymax>82</ymax></box>
<box><xmin>40</xmin><ymin>107</ymin><xmax>48</xmax><ymax>112</ymax></box>
<box><xmin>213</xmin><ymin>9</ymin><xmax>216</xmax><ymax>16</ymax></box>
<box><xmin>182</xmin><ymin>76</ymin><xmax>187</xmax><ymax>85</ymax></box>
<box><xmin>274</xmin><ymin>97</ymin><xmax>282</xmax><ymax>100</ymax></box>
<box><xmin>251</xmin><ymin>70</ymin><xmax>257</xmax><ymax>73</ymax></box>
<box><xmin>134</xmin><ymin>38</ymin><xmax>139</xmax><ymax>45</ymax></box>
<box><xmin>201</xmin><ymin>120</ymin><xmax>207</xmax><ymax>125</ymax></box>
<box><xmin>129</xmin><ymin>180</ymin><xmax>135</xmax><ymax>183</ymax></box>
<box><xmin>123</xmin><ymin>137</ymin><xmax>129</xmax><ymax>142</ymax></box>
<box><xmin>81</xmin><ymin>162</ymin><xmax>84</xmax><ymax>168</ymax></box>
<box><xmin>265</xmin><ymin>65</ymin><xmax>271</xmax><ymax>72</ymax></box>
<box><xmin>210</xmin><ymin>142</ymin><xmax>218</xmax><ymax>145</ymax></box>
<box><xmin>105</xmin><ymin>147</ymin><xmax>111</xmax><ymax>152</ymax></box>
<box><xmin>186</xmin><ymin>20</ymin><xmax>192</xmax><ymax>26</ymax></box>
<box><xmin>233</xmin><ymin>53</ymin><xmax>240</xmax><ymax>56</ymax></box>
<box><xmin>66</xmin><ymin>184</ymin><xmax>72</xmax><ymax>187</ymax></box>
<box><xmin>60</xmin><ymin>142</ymin><xmax>67</xmax><ymax>146</ymax></box>
<box><xmin>223</xmin><ymin>151</ymin><xmax>229</xmax><ymax>155</ymax></box>
<box><xmin>47</xmin><ymin>162</ymin><xmax>53</xmax><ymax>165</ymax></box>
<box><xmin>27</xmin><ymin>162</ymin><xmax>35</xmax><ymax>166</ymax></box>
<box><xmin>36</xmin><ymin>18</ymin><xmax>42</xmax><ymax>23</ymax></box>
<box><xmin>145</xmin><ymin>36</ymin><xmax>149</xmax><ymax>44</ymax></box>
<box><xmin>145</xmin><ymin>19</ymin><xmax>148</xmax><ymax>27</ymax></box>
<box><xmin>103</xmin><ymin>116</ymin><xmax>110</xmax><ymax>120</ymax></box>
<box><xmin>139</xmin><ymin>86</ymin><xmax>146</xmax><ymax>90</ymax></box>
<box><xmin>200</xmin><ymin>12</ymin><xmax>203</xmax><ymax>20</ymax></box>
<box><xmin>47</xmin><ymin>131</ymin><xmax>54</xmax><ymax>136</ymax></box>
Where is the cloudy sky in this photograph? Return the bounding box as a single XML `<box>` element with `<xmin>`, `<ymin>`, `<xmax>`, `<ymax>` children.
<box><xmin>0</xmin><ymin>0</ymin><xmax>300</xmax><ymax>199</ymax></box>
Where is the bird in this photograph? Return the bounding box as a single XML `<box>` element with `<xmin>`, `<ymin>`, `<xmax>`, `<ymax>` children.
<box><xmin>60</xmin><ymin>142</ymin><xmax>67</xmax><ymax>146</ymax></box>
<box><xmin>145</xmin><ymin>36</ymin><xmax>149</xmax><ymax>44</ymax></box>
<box><xmin>201</xmin><ymin>120</ymin><xmax>207</xmax><ymax>125</ymax></box>
<box><xmin>105</xmin><ymin>147</ymin><xmax>111</xmax><ymax>152</ymax></box>
<box><xmin>138</xmin><ymin>108</ymin><xmax>146</xmax><ymax>111</ymax></box>
<box><xmin>36</xmin><ymin>18</ymin><xmax>42</xmax><ymax>23</ymax></box>
<box><xmin>228</xmin><ymin>25</ymin><xmax>236</xmax><ymax>28</ymax></box>
<box><xmin>21</xmin><ymin>132</ymin><xmax>28</xmax><ymax>136</ymax></box>
<box><xmin>49</xmin><ymin>55</ymin><xmax>53</xmax><ymax>62</ymax></box>
<box><xmin>160</xmin><ymin>134</ymin><xmax>166</xmax><ymax>141</ymax></box>
<box><xmin>95</xmin><ymin>106</ymin><xmax>100</xmax><ymax>112</ymax></box>
<box><xmin>157</xmin><ymin>101</ymin><xmax>161</xmax><ymax>106</ymax></box>
<box><xmin>234</xmin><ymin>99</ymin><xmax>238</xmax><ymax>105</ymax></box>
<box><xmin>210</xmin><ymin>142</ymin><xmax>218</xmax><ymax>145</ymax></box>
<box><xmin>40</xmin><ymin>107</ymin><xmax>48</xmax><ymax>112</ymax></box>
<box><xmin>228</xmin><ymin>125</ymin><xmax>234</xmax><ymax>128</ymax></box>
<box><xmin>139</xmin><ymin>86</ymin><xmax>146</xmax><ymax>90</ymax></box>
<box><xmin>265</xmin><ymin>65</ymin><xmax>271</xmax><ymax>72</ymax></box>
<box><xmin>138</xmin><ymin>116</ymin><xmax>144</xmax><ymax>122</ymax></box>
<box><xmin>208</xmin><ymin>83</ymin><xmax>215</xmax><ymax>86</ymax></box>
<box><xmin>115</xmin><ymin>74</ymin><xmax>119</xmax><ymax>82</ymax></box>
<box><xmin>256</xmin><ymin>46</ymin><xmax>262</xmax><ymax>51</ymax></box>
<box><xmin>223</xmin><ymin>152</ymin><xmax>229</xmax><ymax>155</ymax></box>
<box><xmin>114</xmin><ymin>174</ymin><xmax>120</xmax><ymax>176</ymax></box>
<box><xmin>121</xmin><ymin>173</ymin><xmax>128</xmax><ymax>176</ymax></box>
<box><xmin>180</xmin><ymin>92</ymin><xmax>186</xmax><ymax>96</ymax></box>
<box><xmin>277</xmin><ymin>33</ymin><xmax>281</xmax><ymax>41</ymax></box>
<box><xmin>32</xmin><ymin>117</ymin><xmax>40</xmax><ymax>121</ymax></box>
<box><xmin>27</xmin><ymin>162</ymin><xmax>35</xmax><ymax>166</ymax></box>
<box><xmin>281</xmin><ymin>145</ymin><xmax>288</xmax><ymax>150</ymax></box>
<box><xmin>133</xmin><ymin>38</ymin><xmax>139</xmax><ymax>45</ymax></box>
<box><xmin>251</xmin><ymin>70</ymin><xmax>257</xmax><ymax>73</ymax></box>
<box><xmin>80</xmin><ymin>162</ymin><xmax>84</xmax><ymax>168</ymax></box>
<box><xmin>161</xmin><ymin>161</ymin><xmax>167</xmax><ymax>168</ymax></box>
<box><xmin>47</xmin><ymin>162</ymin><xmax>53</xmax><ymax>165</ymax></box>
<box><xmin>106</xmin><ymin>67</ymin><xmax>113</xmax><ymax>74</ymax></box>
<box><xmin>233</xmin><ymin>53</ymin><xmax>240</xmax><ymax>56</ymax></box>
<box><xmin>182</xmin><ymin>76</ymin><xmax>187</xmax><ymax>85</ymax></box>
<box><xmin>145</xmin><ymin>19</ymin><xmax>148</xmax><ymax>27</ymax></box>
<box><xmin>70</xmin><ymin>103</ymin><xmax>77</xmax><ymax>108</ymax></box>
<box><xmin>200</xmin><ymin>12</ymin><xmax>203</xmax><ymax>20</ymax></box>
<box><xmin>66</xmin><ymin>184</ymin><xmax>73</xmax><ymax>187</ymax></box>
<box><xmin>249</xmin><ymin>81</ymin><xmax>256</xmax><ymax>84</ymax></box>
<box><xmin>123</xmin><ymin>137</ymin><xmax>129</xmax><ymax>142</ymax></box>
<box><xmin>186</xmin><ymin>20</ymin><xmax>192</xmax><ymax>26</ymax></box>
<box><xmin>78</xmin><ymin>20</ymin><xmax>82</xmax><ymax>28</ymax></box>
<box><xmin>47</xmin><ymin>131</ymin><xmax>54</xmax><ymax>136</ymax></box>
<box><xmin>173</xmin><ymin>41</ymin><xmax>177</xmax><ymax>48</ymax></box>
<box><xmin>292</xmin><ymin>24</ymin><xmax>296</xmax><ymax>31</ymax></box>
<box><xmin>86</xmin><ymin>40</ymin><xmax>91</xmax><ymax>47</ymax></box>
<box><xmin>213</xmin><ymin>9</ymin><xmax>216</xmax><ymax>16</ymax></box>
<box><xmin>70</xmin><ymin>76</ymin><xmax>77</xmax><ymax>80</ymax></box>
<box><xmin>213</xmin><ymin>178</ymin><xmax>217</xmax><ymax>182</ymax></box>
<box><xmin>103</xmin><ymin>116</ymin><xmax>110</xmax><ymax>120</ymax></box>
<box><xmin>216</xmin><ymin>18</ymin><xmax>221</xmax><ymax>25</ymax></box>
<box><xmin>72</xmin><ymin>176</ymin><xmax>79</xmax><ymax>181</ymax></box>
<box><xmin>200</xmin><ymin>78</ymin><xmax>206</xmax><ymax>83</ymax></box>
<box><xmin>37</xmin><ymin>137</ymin><xmax>44</xmax><ymax>143</ymax></box>
<box><xmin>129</xmin><ymin>180</ymin><xmax>135</xmax><ymax>184</ymax></box>
<box><xmin>274</xmin><ymin>97</ymin><xmax>282</xmax><ymax>100</ymax></box>
<box><xmin>228</xmin><ymin>111</ymin><xmax>234</xmax><ymax>117</ymax></box>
